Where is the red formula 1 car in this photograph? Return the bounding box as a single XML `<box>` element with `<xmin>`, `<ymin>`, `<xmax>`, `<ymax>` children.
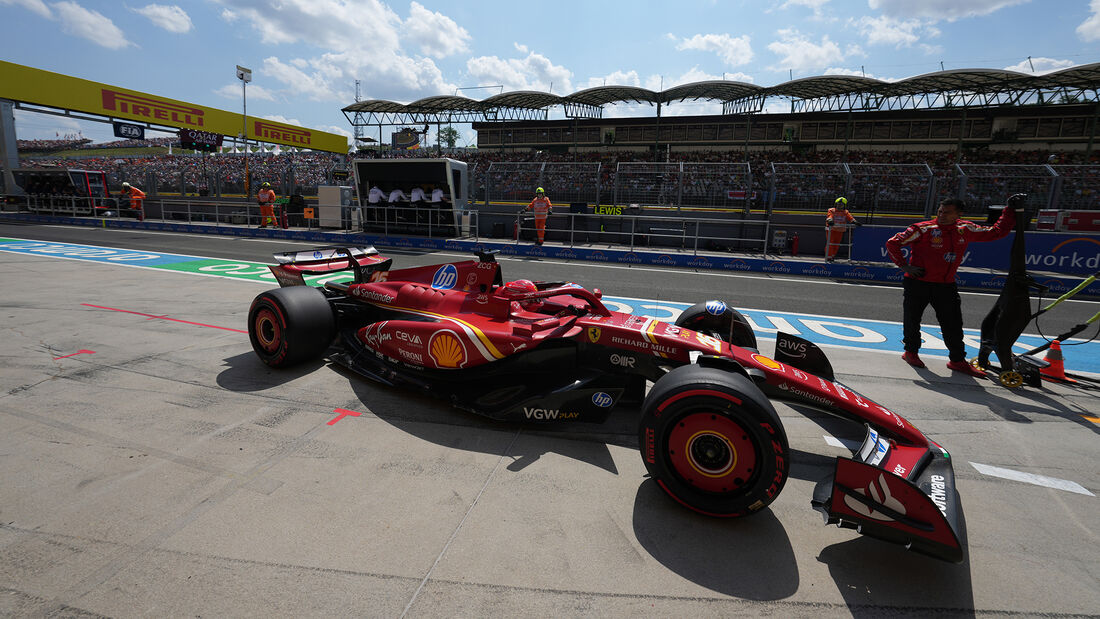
<box><xmin>248</xmin><ymin>246</ymin><xmax>964</xmax><ymax>563</ymax></box>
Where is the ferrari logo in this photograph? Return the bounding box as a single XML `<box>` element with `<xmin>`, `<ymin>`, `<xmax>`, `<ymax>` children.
<box><xmin>587</xmin><ymin>327</ymin><xmax>601</xmax><ymax>343</ymax></box>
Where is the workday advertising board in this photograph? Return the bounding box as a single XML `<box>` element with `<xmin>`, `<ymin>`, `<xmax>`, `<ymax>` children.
<box><xmin>0</xmin><ymin>60</ymin><xmax>347</xmax><ymax>154</ymax></box>
<box><xmin>852</xmin><ymin>226</ymin><xmax>1100</xmax><ymax>276</ymax></box>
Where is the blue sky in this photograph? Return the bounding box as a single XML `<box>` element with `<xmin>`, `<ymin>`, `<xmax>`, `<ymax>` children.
<box><xmin>2</xmin><ymin>0</ymin><xmax>1100</xmax><ymax>149</ymax></box>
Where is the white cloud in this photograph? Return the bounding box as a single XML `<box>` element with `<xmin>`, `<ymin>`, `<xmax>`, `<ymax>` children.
<box><xmin>823</xmin><ymin>66</ymin><xmax>900</xmax><ymax>81</ymax></box>
<box><xmin>852</xmin><ymin>15</ymin><xmax>931</xmax><ymax>48</ymax></box>
<box><xmin>0</xmin><ymin>0</ymin><xmax>51</xmax><ymax>19</ymax></box>
<box><xmin>214</xmin><ymin>83</ymin><xmax>278</xmax><ymax>101</ymax></box>
<box><xmin>767</xmin><ymin>29</ymin><xmax>846</xmax><ymax>71</ymax></box>
<box><xmin>211</xmin><ymin>0</ymin><xmax>457</xmax><ymax>102</ymax></box>
<box><xmin>584</xmin><ymin>70</ymin><xmax>642</xmax><ymax>89</ymax></box>
<box><xmin>466</xmin><ymin>49</ymin><xmax>573</xmax><ymax>93</ymax></box>
<box><xmin>133</xmin><ymin>4</ymin><xmax>192</xmax><ymax>33</ymax></box>
<box><xmin>52</xmin><ymin>1</ymin><xmax>132</xmax><ymax>49</ymax></box>
<box><xmin>404</xmin><ymin>1</ymin><xmax>470</xmax><ymax>58</ymax></box>
<box><xmin>1003</xmin><ymin>57</ymin><xmax>1076</xmax><ymax>74</ymax></box>
<box><xmin>867</xmin><ymin>0</ymin><xmax>1029</xmax><ymax>21</ymax></box>
<box><xmin>675</xmin><ymin>33</ymin><xmax>754</xmax><ymax>66</ymax></box>
<box><xmin>1078</xmin><ymin>0</ymin><xmax>1100</xmax><ymax>41</ymax></box>
<box><xmin>780</xmin><ymin>0</ymin><xmax>829</xmax><ymax>16</ymax></box>
<box><xmin>262</xmin><ymin>114</ymin><xmax>302</xmax><ymax>126</ymax></box>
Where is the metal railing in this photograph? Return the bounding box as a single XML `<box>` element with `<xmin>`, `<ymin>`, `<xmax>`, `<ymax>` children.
<box><xmin>512</xmin><ymin>211</ymin><xmax>772</xmax><ymax>255</ymax></box>
<box><xmin>1</xmin><ymin>195</ymin><xmax>480</xmax><ymax>240</ymax></box>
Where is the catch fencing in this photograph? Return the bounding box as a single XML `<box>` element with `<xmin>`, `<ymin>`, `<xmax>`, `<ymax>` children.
<box><xmin>484</xmin><ymin>162</ymin><xmax>601</xmax><ymax>205</ymax></box>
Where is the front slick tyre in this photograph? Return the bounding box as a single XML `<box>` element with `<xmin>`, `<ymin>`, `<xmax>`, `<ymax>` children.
<box><xmin>639</xmin><ymin>364</ymin><xmax>788</xmax><ymax>517</ymax></box>
<box><xmin>248</xmin><ymin>286</ymin><xmax>336</xmax><ymax>368</ymax></box>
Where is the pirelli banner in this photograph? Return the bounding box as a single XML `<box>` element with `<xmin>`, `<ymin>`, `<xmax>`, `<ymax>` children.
<box><xmin>0</xmin><ymin>61</ymin><xmax>347</xmax><ymax>153</ymax></box>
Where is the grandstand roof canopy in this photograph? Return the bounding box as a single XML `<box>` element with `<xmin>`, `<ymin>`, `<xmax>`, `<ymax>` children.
<box><xmin>344</xmin><ymin>63</ymin><xmax>1100</xmax><ymax>126</ymax></box>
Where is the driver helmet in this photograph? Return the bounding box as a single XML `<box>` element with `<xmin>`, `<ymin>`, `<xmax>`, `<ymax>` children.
<box><xmin>503</xmin><ymin>278</ymin><xmax>542</xmax><ymax>311</ymax></box>
<box><xmin>834</xmin><ymin>196</ymin><xmax>847</xmax><ymax>207</ymax></box>
<box><xmin>262</xmin><ymin>182</ymin><xmax>271</xmax><ymax>187</ymax></box>
<box><xmin>122</xmin><ymin>182</ymin><xmax>130</xmax><ymax>188</ymax></box>
<box><xmin>535</xmin><ymin>187</ymin><xmax>544</xmax><ymax>195</ymax></box>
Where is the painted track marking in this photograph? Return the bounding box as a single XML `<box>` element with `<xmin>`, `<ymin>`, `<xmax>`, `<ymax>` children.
<box><xmin>969</xmin><ymin>462</ymin><xmax>1095</xmax><ymax>496</ymax></box>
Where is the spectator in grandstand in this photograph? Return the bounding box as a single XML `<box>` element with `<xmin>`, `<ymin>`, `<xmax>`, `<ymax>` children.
<box><xmin>523</xmin><ymin>186</ymin><xmax>553</xmax><ymax>245</ymax></box>
<box><xmin>825</xmin><ymin>196</ymin><xmax>860</xmax><ymax>261</ymax></box>
<box><xmin>885</xmin><ymin>197</ymin><xmax>1017</xmax><ymax>377</ymax></box>
<box><xmin>120</xmin><ymin>182</ymin><xmax>146</xmax><ymax>221</ymax></box>
<box><xmin>256</xmin><ymin>182</ymin><xmax>278</xmax><ymax>228</ymax></box>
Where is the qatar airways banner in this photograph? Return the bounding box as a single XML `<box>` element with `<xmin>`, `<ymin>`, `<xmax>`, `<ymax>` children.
<box><xmin>853</xmin><ymin>227</ymin><xmax>1100</xmax><ymax>276</ymax></box>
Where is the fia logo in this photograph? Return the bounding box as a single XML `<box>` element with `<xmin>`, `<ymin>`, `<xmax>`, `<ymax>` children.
<box><xmin>705</xmin><ymin>300</ymin><xmax>727</xmax><ymax>315</ymax></box>
<box><xmin>431</xmin><ymin>264</ymin><xmax>458</xmax><ymax>290</ymax></box>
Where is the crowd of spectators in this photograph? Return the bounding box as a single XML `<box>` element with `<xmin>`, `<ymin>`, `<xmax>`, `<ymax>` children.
<box><xmin>14</xmin><ymin>143</ymin><xmax>1100</xmax><ymax>210</ymax></box>
<box><xmin>21</xmin><ymin>152</ymin><xmax>338</xmax><ymax>193</ymax></box>
<box><xmin>16</xmin><ymin>136</ymin><xmax>93</xmax><ymax>152</ymax></box>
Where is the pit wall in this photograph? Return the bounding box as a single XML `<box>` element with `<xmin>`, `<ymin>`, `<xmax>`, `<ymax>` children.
<box><xmin>4</xmin><ymin>212</ymin><xmax>1098</xmax><ymax>298</ymax></box>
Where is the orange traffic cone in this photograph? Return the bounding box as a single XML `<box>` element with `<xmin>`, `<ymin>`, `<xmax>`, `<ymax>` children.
<box><xmin>1040</xmin><ymin>340</ymin><xmax>1076</xmax><ymax>383</ymax></box>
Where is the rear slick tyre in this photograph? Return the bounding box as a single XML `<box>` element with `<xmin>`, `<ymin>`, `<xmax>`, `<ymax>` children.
<box><xmin>639</xmin><ymin>364</ymin><xmax>788</xmax><ymax>517</ymax></box>
<box><xmin>675</xmin><ymin>300</ymin><xmax>758</xmax><ymax>351</ymax></box>
<box><xmin>248</xmin><ymin>286</ymin><xmax>336</xmax><ymax>368</ymax></box>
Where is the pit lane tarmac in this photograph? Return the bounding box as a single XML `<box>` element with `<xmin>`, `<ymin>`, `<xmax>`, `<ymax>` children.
<box><xmin>0</xmin><ymin>230</ymin><xmax>1097</xmax><ymax>617</ymax></box>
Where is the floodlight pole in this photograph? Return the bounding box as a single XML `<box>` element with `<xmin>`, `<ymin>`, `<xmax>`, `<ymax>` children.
<box><xmin>237</xmin><ymin>65</ymin><xmax>252</xmax><ymax>198</ymax></box>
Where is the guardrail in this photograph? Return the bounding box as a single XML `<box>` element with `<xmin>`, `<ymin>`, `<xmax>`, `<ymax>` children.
<box><xmin>2</xmin><ymin>195</ymin><xmax>480</xmax><ymax>240</ymax></box>
<box><xmin>511</xmin><ymin>212</ymin><xmax>784</xmax><ymax>256</ymax></box>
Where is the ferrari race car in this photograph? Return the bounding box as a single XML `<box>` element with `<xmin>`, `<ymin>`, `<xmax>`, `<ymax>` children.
<box><xmin>248</xmin><ymin>246</ymin><xmax>965</xmax><ymax>563</ymax></box>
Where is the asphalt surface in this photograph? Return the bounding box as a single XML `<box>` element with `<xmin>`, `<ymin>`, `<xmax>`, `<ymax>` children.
<box><xmin>1</xmin><ymin>222</ymin><xmax>1098</xmax><ymax>617</ymax></box>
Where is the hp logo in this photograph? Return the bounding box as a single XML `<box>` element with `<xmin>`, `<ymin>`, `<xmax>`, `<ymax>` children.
<box><xmin>592</xmin><ymin>392</ymin><xmax>614</xmax><ymax>408</ymax></box>
<box><xmin>431</xmin><ymin>264</ymin><xmax>458</xmax><ymax>290</ymax></box>
<box><xmin>705</xmin><ymin>300</ymin><xmax>727</xmax><ymax>315</ymax></box>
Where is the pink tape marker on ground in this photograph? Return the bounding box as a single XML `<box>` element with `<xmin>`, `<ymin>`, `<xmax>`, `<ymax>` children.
<box><xmin>327</xmin><ymin>408</ymin><xmax>362</xmax><ymax>426</ymax></box>
<box><xmin>53</xmin><ymin>349</ymin><xmax>96</xmax><ymax>360</ymax></box>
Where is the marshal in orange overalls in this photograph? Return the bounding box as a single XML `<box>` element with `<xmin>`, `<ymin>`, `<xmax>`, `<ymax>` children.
<box><xmin>257</xmin><ymin>184</ymin><xmax>278</xmax><ymax>228</ymax></box>
<box><xmin>525</xmin><ymin>188</ymin><xmax>553</xmax><ymax>245</ymax></box>
<box><xmin>825</xmin><ymin>197</ymin><xmax>857</xmax><ymax>261</ymax></box>
<box><xmin>121</xmin><ymin>183</ymin><xmax>145</xmax><ymax>221</ymax></box>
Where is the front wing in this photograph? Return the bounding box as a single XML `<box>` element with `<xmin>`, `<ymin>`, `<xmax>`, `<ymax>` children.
<box><xmin>811</xmin><ymin>426</ymin><xmax>963</xmax><ymax>562</ymax></box>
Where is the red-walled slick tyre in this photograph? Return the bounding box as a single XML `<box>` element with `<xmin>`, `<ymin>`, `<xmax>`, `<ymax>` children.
<box><xmin>639</xmin><ymin>364</ymin><xmax>788</xmax><ymax>517</ymax></box>
<box><xmin>248</xmin><ymin>286</ymin><xmax>336</xmax><ymax>368</ymax></box>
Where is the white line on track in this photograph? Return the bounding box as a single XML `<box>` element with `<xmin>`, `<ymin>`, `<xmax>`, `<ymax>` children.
<box><xmin>969</xmin><ymin>462</ymin><xmax>1095</xmax><ymax>496</ymax></box>
<box><xmin>823</xmin><ymin>435</ymin><xmax>861</xmax><ymax>450</ymax></box>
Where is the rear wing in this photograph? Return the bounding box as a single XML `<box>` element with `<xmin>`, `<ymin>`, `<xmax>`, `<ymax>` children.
<box><xmin>269</xmin><ymin>246</ymin><xmax>391</xmax><ymax>287</ymax></box>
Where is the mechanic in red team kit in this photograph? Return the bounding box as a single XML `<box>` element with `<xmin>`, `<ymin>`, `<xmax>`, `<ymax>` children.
<box><xmin>885</xmin><ymin>197</ymin><xmax>1016</xmax><ymax>376</ymax></box>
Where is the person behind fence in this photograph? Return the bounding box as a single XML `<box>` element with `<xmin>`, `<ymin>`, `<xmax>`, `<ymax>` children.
<box><xmin>825</xmin><ymin>196</ymin><xmax>860</xmax><ymax>261</ymax></box>
<box><xmin>885</xmin><ymin>197</ymin><xmax>1017</xmax><ymax>377</ymax></box>
<box><xmin>257</xmin><ymin>182</ymin><xmax>278</xmax><ymax>228</ymax></box>
<box><xmin>120</xmin><ymin>182</ymin><xmax>145</xmax><ymax>221</ymax></box>
<box><xmin>523</xmin><ymin>186</ymin><xmax>553</xmax><ymax>245</ymax></box>
<box><xmin>387</xmin><ymin>187</ymin><xmax>408</xmax><ymax>223</ymax></box>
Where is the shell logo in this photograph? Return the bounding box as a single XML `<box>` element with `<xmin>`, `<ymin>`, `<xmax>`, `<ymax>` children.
<box><xmin>429</xmin><ymin>330</ymin><xmax>467</xmax><ymax>368</ymax></box>
<box><xmin>751</xmin><ymin>353</ymin><xmax>783</xmax><ymax>371</ymax></box>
